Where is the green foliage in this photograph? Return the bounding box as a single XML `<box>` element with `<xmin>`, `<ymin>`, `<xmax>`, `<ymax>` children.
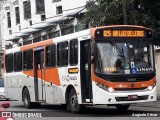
<box><xmin>85</xmin><ymin>0</ymin><xmax>160</xmax><ymax>45</ymax></box>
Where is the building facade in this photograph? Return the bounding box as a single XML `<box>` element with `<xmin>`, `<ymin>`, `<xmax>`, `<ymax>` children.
<box><xmin>0</xmin><ymin>0</ymin><xmax>89</xmax><ymax>49</ymax></box>
<box><xmin>0</xmin><ymin>0</ymin><xmax>89</xmax><ymax>78</ymax></box>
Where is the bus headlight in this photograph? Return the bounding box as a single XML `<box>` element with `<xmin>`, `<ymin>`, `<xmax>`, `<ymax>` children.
<box><xmin>108</xmin><ymin>87</ymin><xmax>115</xmax><ymax>93</ymax></box>
<box><xmin>96</xmin><ymin>82</ymin><xmax>115</xmax><ymax>93</ymax></box>
<box><xmin>147</xmin><ymin>86</ymin><xmax>153</xmax><ymax>91</ymax></box>
<box><xmin>146</xmin><ymin>84</ymin><xmax>156</xmax><ymax>91</ymax></box>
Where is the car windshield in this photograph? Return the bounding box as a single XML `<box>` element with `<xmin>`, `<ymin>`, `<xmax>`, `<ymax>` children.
<box><xmin>94</xmin><ymin>40</ymin><xmax>154</xmax><ymax>75</ymax></box>
<box><xmin>0</xmin><ymin>80</ymin><xmax>4</xmax><ymax>87</ymax></box>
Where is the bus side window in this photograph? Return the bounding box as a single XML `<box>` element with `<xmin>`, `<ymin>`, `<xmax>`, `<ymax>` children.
<box><xmin>70</xmin><ymin>39</ymin><xmax>78</xmax><ymax>66</ymax></box>
<box><xmin>14</xmin><ymin>52</ymin><xmax>22</xmax><ymax>72</ymax></box>
<box><xmin>57</xmin><ymin>41</ymin><xmax>68</xmax><ymax>67</ymax></box>
<box><xmin>23</xmin><ymin>50</ymin><xmax>33</xmax><ymax>70</ymax></box>
<box><xmin>46</xmin><ymin>44</ymin><xmax>56</xmax><ymax>68</ymax></box>
<box><xmin>5</xmin><ymin>54</ymin><xmax>13</xmax><ymax>73</ymax></box>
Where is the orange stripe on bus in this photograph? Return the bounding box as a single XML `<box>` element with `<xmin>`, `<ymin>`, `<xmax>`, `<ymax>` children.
<box><xmin>44</xmin><ymin>68</ymin><xmax>60</xmax><ymax>86</ymax></box>
<box><xmin>23</xmin><ymin>67</ymin><xmax>60</xmax><ymax>86</ymax></box>
<box><xmin>21</xmin><ymin>39</ymin><xmax>53</xmax><ymax>51</ymax></box>
<box><xmin>23</xmin><ymin>70</ymin><xmax>34</xmax><ymax>78</ymax></box>
<box><xmin>91</xmin><ymin>65</ymin><xmax>156</xmax><ymax>89</ymax></box>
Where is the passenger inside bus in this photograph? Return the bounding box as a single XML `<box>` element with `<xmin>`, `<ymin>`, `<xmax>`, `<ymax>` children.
<box><xmin>128</xmin><ymin>44</ymin><xmax>150</xmax><ymax>68</ymax></box>
<box><xmin>114</xmin><ymin>58</ymin><xmax>124</xmax><ymax>70</ymax></box>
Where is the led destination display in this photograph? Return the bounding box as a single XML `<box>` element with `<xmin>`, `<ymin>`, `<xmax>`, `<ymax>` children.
<box><xmin>103</xmin><ymin>30</ymin><xmax>145</xmax><ymax>37</ymax></box>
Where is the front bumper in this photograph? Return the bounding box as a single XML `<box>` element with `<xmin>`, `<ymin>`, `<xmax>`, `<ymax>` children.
<box><xmin>92</xmin><ymin>82</ymin><xmax>157</xmax><ymax>104</ymax></box>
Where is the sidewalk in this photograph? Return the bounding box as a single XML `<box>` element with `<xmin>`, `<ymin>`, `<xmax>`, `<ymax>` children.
<box><xmin>132</xmin><ymin>96</ymin><xmax>160</xmax><ymax>108</ymax></box>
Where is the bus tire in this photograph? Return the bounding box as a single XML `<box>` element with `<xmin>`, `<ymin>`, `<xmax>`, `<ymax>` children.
<box><xmin>115</xmin><ymin>104</ymin><xmax>130</xmax><ymax>111</ymax></box>
<box><xmin>22</xmin><ymin>88</ymin><xmax>32</xmax><ymax>109</ymax></box>
<box><xmin>68</xmin><ymin>88</ymin><xmax>83</xmax><ymax>113</ymax></box>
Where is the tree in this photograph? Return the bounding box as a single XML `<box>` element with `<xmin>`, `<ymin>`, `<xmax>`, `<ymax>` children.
<box><xmin>85</xmin><ymin>0</ymin><xmax>160</xmax><ymax>45</ymax></box>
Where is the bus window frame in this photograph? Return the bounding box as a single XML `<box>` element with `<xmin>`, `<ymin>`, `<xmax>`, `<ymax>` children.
<box><xmin>70</xmin><ymin>39</ymin><xmax>78</xmax><ymax>66</ymax></box>
<box><xmin>23</xmin><ymin>49</ymin><xmax>33</xmax><ymax>71</ymax></box>
<box><xmin>5</xmin><ymin>53</ymin><xmax>14</xmax><ymax>73</ymax></box>
<box><xmin>57</xmin><ymin>41</ymin><xmax>69</xmax><ymax>67</ymax></box>
<box><xmin>14</xmin><ymin>51</ymin><xmax>22</xmax><ymax>72</ymax></box>
<box><xmin>45</xmin><ymin>44</ymin><xmax>57</xmax><ymax>68</ymax></box>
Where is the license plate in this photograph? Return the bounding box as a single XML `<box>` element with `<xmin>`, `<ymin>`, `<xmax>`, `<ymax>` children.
<box><xmin>128</xmin><ymin>95</ymin><xmax>138</xmax><ymax>100</ymax></box>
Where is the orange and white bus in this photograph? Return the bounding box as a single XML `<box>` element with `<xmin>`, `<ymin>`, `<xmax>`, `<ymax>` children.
<box><xmin>4</xmin><ymin>25</ymin><xmax>156</xmax><ymax>113</ymax></box>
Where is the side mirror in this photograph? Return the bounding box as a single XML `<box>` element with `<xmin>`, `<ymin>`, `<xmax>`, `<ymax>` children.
<box><xmin>1</xmin><ymin>102</ymin><xmax>10</xmax><ymax>108</ymax></box>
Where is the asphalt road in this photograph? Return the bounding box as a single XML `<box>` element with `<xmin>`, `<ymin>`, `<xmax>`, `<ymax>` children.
<box><xmin>2</xmin><ymin>100</ymin><xmax>160</xmax><ymax>120</ymax></box>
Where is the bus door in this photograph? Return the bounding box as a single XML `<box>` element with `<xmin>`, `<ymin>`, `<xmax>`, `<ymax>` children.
<box><xmin>34</xmin><ymin>47</ymin><xmax>46</xmax><ymax>101</ymax></box>
<box><xmin>80</xmin><ymin>40</ymin><xmax>93</xmax><ymax>103</ymax></box>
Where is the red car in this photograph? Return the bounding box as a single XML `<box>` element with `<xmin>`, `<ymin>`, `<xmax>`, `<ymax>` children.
<box><xmin>0</xmin><ymin>102</ymin><xmax>14</xmax><ymax>120</ymax></box>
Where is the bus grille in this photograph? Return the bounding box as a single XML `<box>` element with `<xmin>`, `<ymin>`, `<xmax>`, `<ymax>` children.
<box><xmin>115</xmin><ymin>95</ymin><xmax>148</xmax><ymax>102</ymax></box>
<box><xmin>114</xmin><ymin>88</ymin><xmax>147</xmax><ymax>91</ymax></box>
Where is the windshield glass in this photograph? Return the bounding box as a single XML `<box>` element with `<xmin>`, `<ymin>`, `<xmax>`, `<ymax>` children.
<box><xmin>94</xmin><ymin>40</ymin><xmax>154</xmax><ymax>75</ymax></box>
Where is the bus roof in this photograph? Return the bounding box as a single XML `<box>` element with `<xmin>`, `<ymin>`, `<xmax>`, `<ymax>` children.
<box><xmin>5</xmin><ymin>29</ymin><xmax>90</xmax><ymax>54</ymax></box>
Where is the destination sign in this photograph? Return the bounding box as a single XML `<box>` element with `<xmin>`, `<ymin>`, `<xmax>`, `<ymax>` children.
<box><xmin>103</xmin><ymin>30</ymin><xmax>145</xmax><ymax>37</ymax></box>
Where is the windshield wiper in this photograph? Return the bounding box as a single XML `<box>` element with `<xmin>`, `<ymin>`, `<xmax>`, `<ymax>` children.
<box><xmin>109</xmin><ymin>39</ymin><xmax>125</xmax><ymax>58</ymax></box>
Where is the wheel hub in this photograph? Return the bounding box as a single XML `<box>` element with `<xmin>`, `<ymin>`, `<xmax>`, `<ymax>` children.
<box><xmin>71</xmin><ymin>95</ymin><xmax>77</xmax><ymax>108</ymax></box>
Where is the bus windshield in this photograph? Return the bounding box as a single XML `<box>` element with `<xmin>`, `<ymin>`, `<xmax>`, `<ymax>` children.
<box><xmin>94</xmin><ymin>40</ymin><xmax>154</xmax><ymax>75</ymax></box>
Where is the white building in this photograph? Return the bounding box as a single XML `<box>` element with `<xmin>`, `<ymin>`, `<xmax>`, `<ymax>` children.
<box><xmin>0</xmin><ymin>0</ymin><xmax>89</xmax><ymax>48</ymax></box>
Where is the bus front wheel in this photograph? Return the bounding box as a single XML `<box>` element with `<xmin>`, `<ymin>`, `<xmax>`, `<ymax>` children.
<box><xmin>115</xmin><ymin>104</ymin><xmax>130</xmax><ymax>111</ymax></box>
<box><xmin>22</xmin><ymin>88</ymin><xmax>32</xmax><ymax>109</ymax></box>
<box><xmin>68</xmin><ymin>88</ymin><xmax>83</xmax><ymax>113</ymax></box>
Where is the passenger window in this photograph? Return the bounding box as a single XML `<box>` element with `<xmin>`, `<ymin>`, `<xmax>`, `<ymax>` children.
<box><xmin>23</xmin><ymin>50</ymin><xmax>33</xmax><ymax>70</ymax></box>
<box><xmin>70</xmin><ymin>39</ymin><xmax>78</xmax><ymax>65</ymax></box>
<box><xmin>57</xmin><ymin>41</ymin><xmax>68</xmax><ymax>67</ymax></box>
<box><xmin>14</xmin><ymin>52</ymin><xmax>22</xmax><ymax>72</ymax></box>
<box><xmin>46</xmin><ymin>44</ymin><xmax>56</xmax><ymax>68</ymax></box>
<box><xmin>5</xmin><ymin>54</ymin><xmax>13</xmax><ymax>73</ymax></box>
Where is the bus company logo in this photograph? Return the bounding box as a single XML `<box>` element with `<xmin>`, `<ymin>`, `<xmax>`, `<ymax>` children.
<box><xmin>128</xmin><ymin>78</ymin><xmax>136</xmax><ymax>82</ymax></box>
<box><xmin>62</xmin><ymin>75</ymin><xmax>77</xmax><ymax>81</ymax></box>
<box><xmin>136</xmin><ymin>67</ymin><xmax>153</xmax><ymax>72</ymax></box>
<box><xmin>62</xmin><ymin>76</ymin><xmax>69</xmax><ymax>81</ymax></box>
<box><xmin>69</xmin><ymin>76</ymin><xmax>77</xmax><ymax>81</ymax></box>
